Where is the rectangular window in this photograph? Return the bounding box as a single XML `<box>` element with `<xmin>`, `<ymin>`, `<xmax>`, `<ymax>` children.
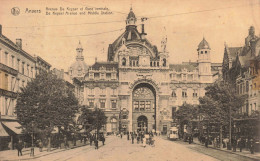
<box><xmin>100</xmin><ymin>99</ymin><xmax>105</xmax><ymax>108</ymax></box>
<box><xmin>171</xmin><ymin>90</ymin><xmax>176</xmax><ymax>97</ymax></box>
<box><xmin>31</xmin><ymin>67</ymin><xmax>33</xmax><ymax>78</ymax></box>
<box><xmin>27</xmin><ymin>64</ymin><xmax>30</xmax><ymax>76</ymax></box>
<box><xmin>11</xmin><ymin>77</ymin><xmax>14</xmax><ymax>92</ymax></box>
<box><xmin>254</xmin><ymin>103</ymin><xmax>257</xmax><ymax>111</ymax></box>
<box><xmin>111</xmin><ymin>100</ymin><xmax>117</xmax><ymax>109</ymax></box>
<box><xmin>5</xmin><ymin>98</ymin><xmax>8</xmax><ymax>115</ymax></box>
<box><xmin>4</xmin><ymin>74</ymin><xmax>8</xmax><ymax>90</ymax></box>
<box><xmin>140</xmin><ymin>101</ymin><xmax>145</xmax><ymax>111</ymax></box>
<box><xmin>17</xmin><ymin>79</ymin><xmax>20</xmax><ymax>92</ymax></box>
<box><xmin>22</xmin><ymin>62</ymin><xmax>25</xmax><ymax>75</ymax></box>
<box><xmin>94</xmin><ymin>73</ymin><xmax>99</xmax><ymax>79</ymax></box>
<box><xmin>5</xmin><ymin>52</ymin><xmax>8</xmax><ymax>65</ymax></box>
<box><xmin>17</xmin><ymin>59</ymin><xmax>20</xmax><ymax>72</ymax></box>
<box><xmin>182</xmin><ymin>90</ymin><xmax>187</xmax><ymax>98</ymax></box>
<box><xmin>145</xmin><ymin>101</ymin><xmax>151</xmax><ymax>110</ymax></box>
<box><xmin>193</xmin><ymin>89</ymin><xmax>198</xmax><ymax>97</ymax></box>
<box><xmin>106</xmin><ymin>73</ymin><xmax>111</xmax><ymax>79</ymax></box>
<box><xmin>11</xmin><ymin>56</ymin><xmax>14</xmax><ymax>68</ymax></box>
<box><xmin>88</xmin><ymin>99</ymin><xmax>94</xmax><ymax>108</ymax></box>
<box><xmin>134</xmin><ymin>101</ymin><xmax>139</xmax><ymax>111</ymax></box>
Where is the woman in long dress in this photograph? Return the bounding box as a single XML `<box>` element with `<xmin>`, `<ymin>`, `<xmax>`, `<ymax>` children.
<box><xmin>143</xmin><ymin>136</ymin><xmax>146</xmax><ymax>148</ymax></box>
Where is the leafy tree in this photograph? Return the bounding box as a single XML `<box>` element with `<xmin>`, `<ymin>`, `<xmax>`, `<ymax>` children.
<box><xmin>198</xmin><ymin>80</ymin><xmax>246</xmax><ymax>147</ymax></box>
<box><xmin>175</xmin><ymin>103</ymin><xmax>198</xmax><ymax>135</ymax></box>
<box><xmin>15</xmin><ymin>71</ymin><xmax>80</xmax><ymax>138</ymax></box>
<box><xmin>78</xmin><ymin>106</ymin><xmax>107</xmax><ymax>135</ymax></box>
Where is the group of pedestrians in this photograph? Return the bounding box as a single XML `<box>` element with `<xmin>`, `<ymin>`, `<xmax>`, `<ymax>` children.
<box><xmin>125</xmin><ymin>131</ymin><xmax>155</xmax><ymax>148</ymax></box>
<box><xmin>199</xmin><ymin>134</ymin><xmax>257</xmax><ymax>154</ymax></box>
<box><xmin>88</xmin><ymin>133</ymin><xmax>105</xmax><ymax>150</ymax></box>
<box><xmin>231</xmin><ymin>137</ymin><xmax>256</xmax><ymax>154</ymax></box>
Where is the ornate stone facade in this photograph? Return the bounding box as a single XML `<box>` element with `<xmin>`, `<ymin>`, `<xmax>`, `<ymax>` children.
<box><xmin>71</xmin><ymin>8</ymin><xmax>221</xmax><ymax>133</ymax></box>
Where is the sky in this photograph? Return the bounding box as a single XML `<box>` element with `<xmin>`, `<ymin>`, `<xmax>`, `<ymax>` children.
<box><xmin>0</xmin><ymin>0</ymin><xmax>260</xmax><ymax>71</ymax></box>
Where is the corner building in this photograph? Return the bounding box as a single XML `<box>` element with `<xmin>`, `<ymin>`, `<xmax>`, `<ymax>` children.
<box><xmin>74</xmin><ymin>9</ymin><xmax>221</xmax><ymax>134</ymax></box>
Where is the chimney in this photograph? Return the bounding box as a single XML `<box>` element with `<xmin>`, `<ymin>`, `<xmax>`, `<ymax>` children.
<box><xmin>141</xmin><ymin>24</ymin><xmax>147</xmax><ymax>40</ymax></box>
<box><xmin>0</xmin><ymin>24</ymin><xmax>2</xmax><ymax>36</ymax></box>
<box><xmin>16</xmin><ymin>39</ymin><xmax>22</xmax><ymax>49</ymax></box>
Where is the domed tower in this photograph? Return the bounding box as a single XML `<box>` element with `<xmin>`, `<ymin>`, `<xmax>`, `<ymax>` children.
<box><xmin>126</xmin><ymin>7</ymin><xmax>137</xmax><ymax>27</ymax></box>
<box><xmin>69</xmin><ymin>41</ymin><xmax>88</xmax><ymax>78</ymax></box>
<box><xmin>197</xmin><ymin>37</ymin><xmax>212</xmax><ymax>83</ymax></box>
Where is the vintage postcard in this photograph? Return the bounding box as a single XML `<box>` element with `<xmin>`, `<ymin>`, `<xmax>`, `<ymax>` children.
<box><xmin>0</xmin><ymin>0</ymin><xmax>259</xmax><ymax>160</ymax></box>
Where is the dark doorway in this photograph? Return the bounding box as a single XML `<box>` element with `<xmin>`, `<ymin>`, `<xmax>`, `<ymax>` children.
<box><xmin>137</xmin><ymin>115</ymin><xmax>148</xmax><ymax>133</ymax></box>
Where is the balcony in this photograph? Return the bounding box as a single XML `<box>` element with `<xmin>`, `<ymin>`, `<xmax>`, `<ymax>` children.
<box><xmin>0</xmin><ymin>63</ymin><xmax>18</xmax><ymax>76</ymax></box>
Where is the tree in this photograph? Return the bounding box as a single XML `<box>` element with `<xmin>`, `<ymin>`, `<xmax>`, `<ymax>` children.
<box><xmin>175</xmin><ymin>104</ymin><xmax>198</xmax><ymax>137</ymax></box>
<box><xmin>199</xmin><ymin>80</ymin><xmax>246</xmax><ymax>148</ymax></box>
<box><xmin>78</xmin><ymin>106</ymin><xmax>107</xmax><ymax>136</ymax></box>
<box><xmin>15</xmin><ymin>71</ymin><xmax>80</xmax><ymax>141</ymax></box>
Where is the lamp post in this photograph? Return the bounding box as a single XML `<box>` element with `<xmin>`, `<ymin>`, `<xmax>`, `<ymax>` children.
<box><xmin>31</xmin><ymin>120</ymin><xmax>35</xmax><ymax>157</ymax></box>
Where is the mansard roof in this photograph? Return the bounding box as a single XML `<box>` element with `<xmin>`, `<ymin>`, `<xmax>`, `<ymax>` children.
<box><xmin>91</xmin><ymin>61</ymin><xmax>118</xmax><ymax>70</ymax></box>
<box><xmin>169</xmin><ymin>62</ymin><xmax>198</xmax><ymax>72</ymax></box>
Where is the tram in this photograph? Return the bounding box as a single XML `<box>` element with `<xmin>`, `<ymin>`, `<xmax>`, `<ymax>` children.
<box><xmin>168</xmin><ymin>126</ymin><xmax>179</xmax><ymax>140</ymax></box>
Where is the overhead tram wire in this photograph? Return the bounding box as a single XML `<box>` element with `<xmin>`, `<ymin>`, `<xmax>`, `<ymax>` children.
<box><xmin>3</xmin><ymin>2</ymin><xmax>260</xmax><ymax>29</ymax></box>
<box><xmin>60</xmin><ymin>0</ymin><xmax>129</xmax><ymax>15</ymax></box>
<box><xmin>61</xmin><ymin>24</ymin><xmax>142</xmax><ymax>38</ymax></box>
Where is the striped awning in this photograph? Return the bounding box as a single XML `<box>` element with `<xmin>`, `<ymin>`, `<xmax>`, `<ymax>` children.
<box><xmin>2</xmin><ymin>121</ymin><xmax>23</xmax><ymax>134</ymax></box>
<box><xmin>0</xmin><ymin>123</ymin><xmax>9</xmax><ymax>137</ymax></box>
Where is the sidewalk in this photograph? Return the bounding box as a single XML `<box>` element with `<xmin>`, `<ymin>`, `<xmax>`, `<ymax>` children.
<box><xmin>192</xmin><ymin>138</ymin><xmax>260</xmax><ymax>160</ymax></box>
<box><xmin>0</xmin><ymin>140</ymin><xmax>89</xmax><ymax>161</ymax></box>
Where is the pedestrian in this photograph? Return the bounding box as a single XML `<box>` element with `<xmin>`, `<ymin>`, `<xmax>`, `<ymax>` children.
<box><xmin>213</xmin><ymin>137</ymin><xmax>216</xmax><ymax>148</ymax></box>
<box><xmin>16</xmin><ymin>140</ymin><xmax>23</xmax><ymax>156</ymax></box>
<box><xmin>189</xmin><ymin>135</ymin><xmax>192</xmax><ymax>144</ymax></box>
<box><xmin>39</xmin><ymin>140</ymin><xmax>43</xmax><ymax>152</ymax></box>
<box><xmin>245</xmin><ymin>138</ymin><xmax>249</xmax><ymax>151</ymax></box>
<box><xmin>232</xmin><ymin>137</ymin><xmax>237</xmax><ymax>152</ymax></box>
<box><xmin>127</xmin><ymin>132</ymin><xmax>130</xmax><ymax>140</ymax></box>
<box><xmin>249</xmin><ymin>138</ymin><xmax>255</xmax><ymax>154</ymax></box>
<box><xmin>102</xmin><ymin>136</ymin><xmax>105</xmax><ymax>145</ymax></box>
<box><xmin>143</xmin><ymin>135</ymin><xmax>146</xmax><ymax>148</ymax></box>
<box><xmin>120</xmin><ymin>132</ymin><xmax>123</xmax><ymax>139</ymax></box>
<box><xmin>238</xmin><ymin>137</ymin><xmax>244</xmax><ymax>152</ymax></box>
<box><xmin>131</xmin><ymin>133</ymin><xmax>134</xmax><ymax>144</ymax></box>
<box><xmin>95</xmin><ymin>138</ymin><xmax>99</xmax><ymax>150</ymax></box>
<box><xmin>90</xmin><ymin>135</ymin><xmax>93</xmax><ymax>146</ymax></box>
<box><xmin>205</xmin><ymin>136</ymin><xmax>208</xmax><ymax>148</ymax></box>
<box><xmin>30</xmin><ymin>143</ymin><xmax>35</xmax><ymax>157</ymax></box>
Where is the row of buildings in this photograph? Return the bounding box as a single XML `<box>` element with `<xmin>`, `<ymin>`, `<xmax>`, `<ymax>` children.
<box><xmin>222</xmin><ymin>26</ymin><xmax>260</xmax><ymax>138</ymax></box>
<box><xmin>0</xmin><ymin>8</ymin><xmax>259</xmax><ymax>148</ymax></box>
<box><xmin>0</xmin><ymin>24</ymin><xmax>79</xmax><ymax>150</ymax></box>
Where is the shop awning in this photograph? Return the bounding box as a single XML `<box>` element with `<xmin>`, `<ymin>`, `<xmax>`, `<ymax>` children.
<box><xmin>2</xmin><ymin>121</ymin><xmax>23</xmax><ymax>134</ymax></box>
<box><xmin>0</xmin><ymin>123</ymin><xmax>9</xmax><ymax>137</ymax></box>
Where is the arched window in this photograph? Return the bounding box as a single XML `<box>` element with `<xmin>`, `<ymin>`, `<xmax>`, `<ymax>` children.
<box><xmin>163</xmin><ymin>58</ymin><xmax>166</xmax><ymax>67</ymax></box>
<box><xmin>122</xmin><ymin>57</ymin><xmax>126</xmax><ymax>66</ymax></box>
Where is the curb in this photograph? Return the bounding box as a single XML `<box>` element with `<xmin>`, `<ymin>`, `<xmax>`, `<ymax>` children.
<box><xmin>192</xmin><ymin>141</ymin><xmax>260</xmax><ymax>161</ymax></box>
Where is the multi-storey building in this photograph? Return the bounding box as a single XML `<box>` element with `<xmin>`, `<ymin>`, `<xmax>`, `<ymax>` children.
<box><xmin>69</xmin><ymin>8</ymin><xmax>221</xmax><ymax>134</ymax></box>
<box><xmin>0</xmin><ymin>24</ymin><xmax>51</xmax><ymax>150</ymax></box>
<box><xmin>223</xmin><ymin>26</ymin><xmax>260</xmax><ymax>116</ymax></box>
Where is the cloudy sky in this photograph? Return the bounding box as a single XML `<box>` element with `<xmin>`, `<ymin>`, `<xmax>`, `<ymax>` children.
<box><xmin>0</xmin><ymin>0</ymin><xmax>260</xmax><ymax>70</ymax></box>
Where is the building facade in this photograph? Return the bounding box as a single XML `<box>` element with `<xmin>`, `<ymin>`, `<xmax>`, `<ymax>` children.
<box><xmin>223</xmin><ymin>26</ymin><xmax>260</xmax><ymax>116</ymax></box>
<box><xmin>70</xmin><ymin>8</ymin><xmax>221</xmax><ymax>134</ymax></box>
<box><xmin>0</xmin><ymin>24</ymin><xmax>51</xmax><ymax>150</ymax></box>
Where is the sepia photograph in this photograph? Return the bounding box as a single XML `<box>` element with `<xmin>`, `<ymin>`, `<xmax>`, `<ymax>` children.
<box><xmin>0</xmin><ymin>0</ymin><xmax>259</xmax><ymax>160</ymax></box>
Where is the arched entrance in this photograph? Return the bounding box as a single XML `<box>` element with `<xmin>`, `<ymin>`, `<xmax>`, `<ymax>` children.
<box><xmin>132</xmin><ymin>83</ymin><xmax>156</xmax><ymax>132</ymax></box>
<box><xmin>137</xmin><ymin>115</ymin><xmax>148</xmax><ymax>132</ymax></box>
